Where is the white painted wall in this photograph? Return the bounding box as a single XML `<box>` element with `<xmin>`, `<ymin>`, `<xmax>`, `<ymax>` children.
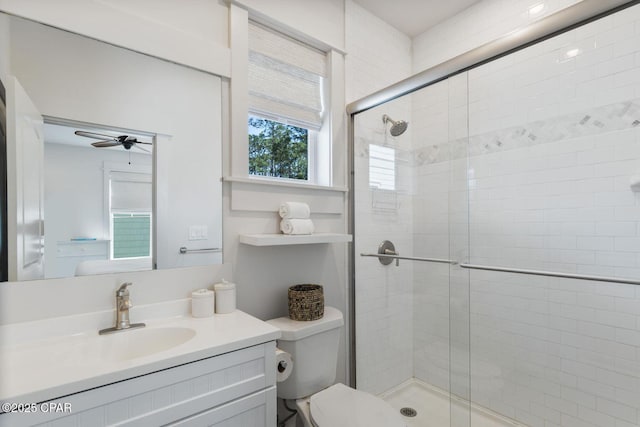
<box><xmin>224</xmin><ymin>0</ymin><xmax>351</xmax><ymax>384</ymax></box>
<box><xmin>0</xmin><ymin>2</ymin><xmax>351</xmax><ymax>389</ymax></box>
<box><xmin>232</xmin><ymin>0</ymin><xmax>345</xmax><ymax>51</ymax></box>
<box><xmin>0</xmin><ymin>0</ymin><xmax>230</xmax><ymax>77</ymax></box>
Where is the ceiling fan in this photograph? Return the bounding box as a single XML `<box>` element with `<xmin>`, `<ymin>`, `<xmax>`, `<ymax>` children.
<box><xmin>74</xmin><ymin>130</ymin><xmax>152</xmax><ymax>153</ymax></box>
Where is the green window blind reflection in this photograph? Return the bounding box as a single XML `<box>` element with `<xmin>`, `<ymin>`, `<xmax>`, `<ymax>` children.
<box><xmin>112</xmin><ymin>213</ymin><xmax>151</xmax><ymax>258</ymax></box>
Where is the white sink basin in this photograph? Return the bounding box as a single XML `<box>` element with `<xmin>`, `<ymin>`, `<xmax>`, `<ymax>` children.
<box><xmin>99</xmin><ymin>327</ymin><xmax>196</xmax><ymax>362</ymax></box>
<box><xmin>0</xmin><ymin>303</ymin><xmax>281</xmax><ymax>404</ymax></box>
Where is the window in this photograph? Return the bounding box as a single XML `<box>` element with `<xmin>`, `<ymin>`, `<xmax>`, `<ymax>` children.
<box><xmin>369</xmin><ymin>144</ymin><xmax>396</xmax><ymax>191</ymax></box>
<box><xmin>248</xmin><ymin>115</ymin><xmax>315</xmax><ymax>180</ymax></box>
<box><xmin>107</xmin><ymin>167</ymin><xmax>152</xmax><ymax>260</ymax></box>
<box><xmin>247</xmin><ymin>21</ymin><xmax>327</xmax><ymax>182</ymax></box>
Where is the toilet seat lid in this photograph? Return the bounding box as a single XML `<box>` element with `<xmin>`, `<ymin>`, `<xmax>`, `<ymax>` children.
<box><xmin>310</xmin><ymin>383</ymin><xmax>405</xmax><ymax>427</ymax></box>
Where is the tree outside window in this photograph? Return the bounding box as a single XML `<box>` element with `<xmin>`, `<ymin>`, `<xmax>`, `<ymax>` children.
<box><xmin>248</xmin><ymin>115</ymin><xmax>308</xmax><ymax>180</ymax></box>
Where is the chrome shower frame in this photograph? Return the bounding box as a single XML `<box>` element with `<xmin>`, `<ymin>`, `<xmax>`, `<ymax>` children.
<box><xmin>346</xmin><ymin>0</ymin><xmax>640</xmax><ymax>388</ymax></box>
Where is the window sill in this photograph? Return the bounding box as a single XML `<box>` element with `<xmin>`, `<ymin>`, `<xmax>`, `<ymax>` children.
<box><xmin>223</xmin><ymin>176</ymin><xmax>348</xmax><ymax>193</ymax></box>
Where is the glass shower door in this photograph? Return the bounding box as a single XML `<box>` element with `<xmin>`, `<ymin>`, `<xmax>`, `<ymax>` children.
<box><xmin>353</xmin><ymin>74</ymin><xmax>473</xmax><ymax>427</ymax></box>
<box><xmin>353</xmin><ymin>4</ymin><xmax>640</xmax><ymax>427</ymax></box>
<box><xmin>464</xmin><ymin>4</ymin><xmax>640</xmax><ymax>426</ymax></box>
<box><xmin>353</xmin><ymin>91</ymin><xmax>416</xmax><ymax>398</ymax></box>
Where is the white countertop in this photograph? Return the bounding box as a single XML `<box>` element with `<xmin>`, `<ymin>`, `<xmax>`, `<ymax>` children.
<box><xmin>0</xmin><ymin>300</ymin><xmax>280</xmax><ymax>404</ymax></box>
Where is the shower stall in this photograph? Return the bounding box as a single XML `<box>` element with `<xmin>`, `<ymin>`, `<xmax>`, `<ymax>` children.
<box><xmin>349</xmin><ymin>2</ymin><xmax>640</xmax><ymax>426</ymax></box>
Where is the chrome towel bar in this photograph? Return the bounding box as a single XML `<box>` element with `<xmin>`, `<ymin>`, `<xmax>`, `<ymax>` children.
<box><xmin>458</xmin><ymin>263</ymin><xmax>640</xmax><ymax>286</ymax></box>
<box><xmin>359</xmin><ymin>251</ymin><xmax>640</xmax><ymax>285</ymax></box>
<box><xmin>179</xmin><ymin>247</ymin><xmax>221</xmax><ymax>254</ymax></box>
<box><xmin>360</xmin><ymin>253</ymin><xmax>456</xmax><ymax>265</ymax></box>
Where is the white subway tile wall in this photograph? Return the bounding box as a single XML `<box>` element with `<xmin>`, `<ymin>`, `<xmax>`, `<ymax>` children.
<box><xmin>412</xmin><ymin>0</ymin><xmax>585</xmax><ymax>74</ymax></box>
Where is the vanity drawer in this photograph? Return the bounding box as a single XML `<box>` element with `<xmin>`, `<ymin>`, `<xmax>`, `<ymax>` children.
<box><xmin>168</xmin><ymin>386</ymin><xmax>276</xmax><ymax>427</ymax></box>
<box><xmin>1</xmin><ymin>342</ymin><xmax>276</xmax><ymax>427</ymax></box>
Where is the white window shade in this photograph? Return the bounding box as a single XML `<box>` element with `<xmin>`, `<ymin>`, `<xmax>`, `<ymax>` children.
<box><xmin>110</xmin><ymin>171</ymin><xmax>152</xmax><ymax>212</ymax></box>
<box><xmin>248</xmin><ymin>22</ymin><xmax>327</xmax><ymax>130</ymax></box>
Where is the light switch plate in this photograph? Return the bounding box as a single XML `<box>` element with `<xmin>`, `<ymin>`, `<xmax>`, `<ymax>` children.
<box><xmin>188</xmin><ymin>225</ymin><xmax>208</xmax><ymax>241</ymax></box>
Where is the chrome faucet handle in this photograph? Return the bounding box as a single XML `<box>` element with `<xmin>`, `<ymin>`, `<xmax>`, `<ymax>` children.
<box><xmin>116</xmin><ymin>282</ymin><xmax>133</xmax><ymax>312</ymax></box>
<box><xmin>116</xmin><ymin>282</ymin><xmax>132</xmax><ymax>296</ymax></box>
<box><xmin>100</xmin><ymin>282</ymin><xmax>144</xmax><ymax>335</ymax></box>
<box><xmin>118</xmin><ymin>298</ymin><xmax>132</xmax><ymax>310</ymax></box>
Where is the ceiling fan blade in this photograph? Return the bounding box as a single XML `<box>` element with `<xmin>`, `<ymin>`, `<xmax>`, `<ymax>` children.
<box><xmin>75</xmin><ymin>130</ymin><xmax>119</xmax><ymax>141</ymax></box>
<box><xmin>134</xmin><ymin>141</ymin><xmax>153</xmax><ymax>145</ymax></box>
<box><xmin>91</xmin><ymin>140</ymin><xmax>121</xmax><ymax>148</ymax></box>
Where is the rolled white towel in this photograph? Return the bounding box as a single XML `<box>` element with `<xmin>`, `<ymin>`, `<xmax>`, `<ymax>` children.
<box><xmin>280</xmin><ymin>219</ymin><xmax>315</xmax><ymax>235</ymax></box>
<box><xmin>279</xmin><ymin>202</ymin><xmax>310</xmax><ymax>219</ymax></box>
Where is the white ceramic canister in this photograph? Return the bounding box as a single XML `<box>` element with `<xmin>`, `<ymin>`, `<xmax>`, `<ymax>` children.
<box><xmin>191</xmin><ymin>288</ymin><xmax>215</xmax><ymax>318</ymax></box>
<box><xmin>214</xmin><ymin>280</ymin><xmax>236</xmax><ymax>314</ymax></box>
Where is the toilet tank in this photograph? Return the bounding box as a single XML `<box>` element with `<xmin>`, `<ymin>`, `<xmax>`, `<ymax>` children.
<box><xmin>267</xmin><ymin>307</ymin><xmax>344</xmax><ymax>400</ymax></box>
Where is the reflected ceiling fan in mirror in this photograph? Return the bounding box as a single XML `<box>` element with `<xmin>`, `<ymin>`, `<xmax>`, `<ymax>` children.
<box><xmin>74</xmin><ymin>130</ymin><xmax>152</xmax><ymax>153</ymax></box>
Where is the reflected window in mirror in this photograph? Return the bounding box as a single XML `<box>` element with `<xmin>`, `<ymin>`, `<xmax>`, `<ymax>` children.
<box><xmin>2</xmin><ymin>12</ymin><xmax>224</xmax><ymax>282</ymax></box>
<box><xmin>106</xmin><ymin>164</ymin><xmax>153</xmax><ymax>261</ymax></box>
<box><xmin>43</xmin><ymin>122</ymin><xmax>154</xmax><ymax>279</ymax></box>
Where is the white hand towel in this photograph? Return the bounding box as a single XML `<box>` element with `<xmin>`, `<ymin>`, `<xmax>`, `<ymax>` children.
<box><xmin>279</xmin><ymin>202</ymin><xmax>310</xmax><ymax>219</ymax></box>
<box><xmin>280</xmin><ymin>219</ymin><xmax>314</xmax><ymax>235</ymax></box>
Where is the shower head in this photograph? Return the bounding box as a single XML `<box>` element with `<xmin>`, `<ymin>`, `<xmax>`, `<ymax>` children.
<box><xmin>382</xmin><ymin>114</ymin><xmax>408</xmax><ymax>136</ymax></box>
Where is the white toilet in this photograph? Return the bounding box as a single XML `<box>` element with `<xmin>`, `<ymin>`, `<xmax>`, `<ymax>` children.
<box><xmin>267</xmin><ymin>307</ymin><xmax>406</xmax><ymax>427</ymax></box>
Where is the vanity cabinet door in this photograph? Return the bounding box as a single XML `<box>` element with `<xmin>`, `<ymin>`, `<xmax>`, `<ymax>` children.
<box><xmin>1</xmin><ymin>342</ymin><xmax>276</xmax><ymax>427</ymax></box>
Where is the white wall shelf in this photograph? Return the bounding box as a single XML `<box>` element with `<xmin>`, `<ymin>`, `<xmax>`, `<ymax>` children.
<box><xmin>239</xmin><ymin>233</ymin><xmax>352</xmax><ymax>246</ymax></box>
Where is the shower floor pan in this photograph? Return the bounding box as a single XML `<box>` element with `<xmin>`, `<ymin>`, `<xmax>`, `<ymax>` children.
<box><xmin>380</xmin><ymin>379</ymin><xmax>526</xmax><ymax>427</ymax></box>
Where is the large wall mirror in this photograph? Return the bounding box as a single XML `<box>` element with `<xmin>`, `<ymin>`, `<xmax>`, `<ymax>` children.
<box><xmin>1</xmin><ymin>13</ymin><xmax>223</xmax><ymax>282</ymax></box>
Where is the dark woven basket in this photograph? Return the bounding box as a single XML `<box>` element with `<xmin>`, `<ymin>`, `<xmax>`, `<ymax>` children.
<box><xmin>288</xmin><ymin>284</ymin><xmax>324</xmax><ymax>321</ymax></box>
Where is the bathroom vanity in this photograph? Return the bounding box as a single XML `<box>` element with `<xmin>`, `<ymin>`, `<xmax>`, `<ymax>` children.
<box><xmin>0</xmin><ymin>303</ymin><xmax>280</xmax><ymax>426</ymax></box>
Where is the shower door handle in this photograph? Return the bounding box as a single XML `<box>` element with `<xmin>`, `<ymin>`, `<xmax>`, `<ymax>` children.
<box><xmin>361</xmin><ymin>240</ymin><xmax>456</xmax><ymax>266</ymax></box>
<box><xmin>384</xmin><ymin>248</ymin><xmax>400</xmax><ymax>266</ymax></box>
<box><xmin>360</xmin><ymin>252</ymin><xmax>456</xmax><ymax>265</ymax></box>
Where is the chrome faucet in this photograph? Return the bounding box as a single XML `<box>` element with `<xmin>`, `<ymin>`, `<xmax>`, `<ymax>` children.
<box><xmin>99</xmin><ymin>282</ymin><xmax>145</xmax><ymax>335</ymax></box>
